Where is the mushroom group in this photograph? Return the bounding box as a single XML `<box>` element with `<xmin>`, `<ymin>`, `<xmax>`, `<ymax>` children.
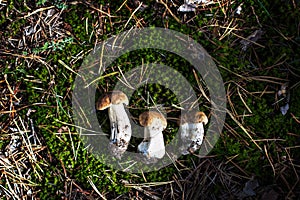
<box><xmin>96</xmin><ymin>91</ymin><xmax>132</xmax><ymax>158</ymax></box>
<box><xmin>137</xmin><ymin>111</ymin><xmax>167</xmax><ymax>159</ymax></box>
<box><xmin>179</xmin><ymin>111</ymin><xmax>208</xmax><ymax>155</ymax></box>
<box><xmin>96</xmin><ymin>90</ymin><xmax>208</xmax><ymax>160</ymax></box>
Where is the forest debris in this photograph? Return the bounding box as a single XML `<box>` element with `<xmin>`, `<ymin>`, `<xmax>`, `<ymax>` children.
<box><xmin>243</xmin><ymin>178</ymin><xmax>259</xmax><ymax>196</ymax></box>
<box><xmin>178</xmin><ymin>0</ymin><xmax>214</xmax><ymax>12</ymax></box>
<box><xmin>237</xmin><ymin>177</ymin><xmax>259</xmax><ymax>199</ymax></box>
<box><xmin>4</xmin><ymin>136</ymin><xmax>22</xmax><ymax>156</ymax></box>
<box><xmin>240</xmin><ymin>29</ymin><xmax>264</xmax><ymax>51</ymax></box>
<box><xmin>260</xmin><ymin>189</ymin><xmax>279</xmax><ymax>200</ymax></box>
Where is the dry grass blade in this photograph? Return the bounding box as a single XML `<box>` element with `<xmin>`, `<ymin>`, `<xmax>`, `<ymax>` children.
<box><xmin>116</xmin><ymin>0</ymin><xmax>128</xmax><ymax>12</ymax></box>
<box><xmin>232</xmin><ymin>32</ymin><xmax>265</xmax><ymax>48</ymax></box>
<box><xmin>237</xmin><ymin>87</ymin><xmax>252</xmax><ymax>113</ymax></box>
<box><xmin>85</xmin><ymin>72</ymin><xmax>119</xmax><ymax>88</ymax></box>
<box><xmin>87</xmin><ymin>176</ymin><xmax>107</xmax><ymax>200</ymax></box>
<box><xmin>217</xmin><ymin>63</ymin><xmax>248</xmax><ymax>80</ymax></box>
<box><xmin>124</xmin><ymin>181</ymin><xmax>174</xmax><ymax>188</ymax></box>
<box><xmin>23</xmin><ymin>6</ymin><xmax>55</xmax><ymax>18</ymax></box>
<box><xmin>4</xmin><ymin>74</ymin><xmax>21</xmax><ymax>102</ymax></box>
<box><xmin>58</xmin><ymin>60</ymin><xmax>82</xmax><ymax>78</ymax></box>
<box><xmin>54</xmin><ymin>119</ymin><xmax>106</xmax><ymax>135</ymax></box>
<box><xmin>158</xmin><ymin>0</ymin><xmax>181</xmax><ymax>23</ymax></box>
<box><xmin>219</xmin><ymin>19</ymin><xmax>238</xmax><ymax>41</ymax></box>
<box><xmin>290</xmin><ymin>113</ymin><xmax>300</xmax><ymax>124</ymax></box>
<box><xmin>263</xmin><ymin>145</ymin><xmax>275</xmax><ymax>176</ymax></box>
<box><xmin>165</xmin><ymin>152</ymin><xmax>181</xmax><ymax>174</ymax></box>
<box><xmin>226</xmin><ymin>108</ymin><xmax>262</xmax><ymax>151</ymax></box>
<box><xmin>249</xmin><ymin>76</ymin><xmax>288</xmax><ymax>84</ymax></box>
<box><xmin>193</xmin><ymin>69</ymin><xmax>210</xmax><ymax>103</ymax></box>
<box><xmin>131</xmin><ymin>186</ymin><xmax>161</xmax><ymax>200</ymax></box>
<box><xmin>116</xmin><ymin>66</ymin><xmax>135</xmax><ymax>89</ymax></box>
<box><xmin>124</xmin><ymin>2</ymin><xmax>143</xmax><ymax>28</ymax></box>
<box><xmin>83</xmin><ymin>1</ymin><xmax>114</xmax><ymax>18</ymax></box>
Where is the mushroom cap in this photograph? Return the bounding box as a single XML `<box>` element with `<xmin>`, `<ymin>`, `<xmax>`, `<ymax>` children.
<box><xmin>96</xmin><ymin>90</ymin><xmax>129</xmax><ymax>110</ymax></box>
<box><xmin>139</xmin><ymin>111</ymin><xmax>167</xmax><ymax>129</ymax></box>
<box><xmin>193</xmin><ymin>111</ymin><xmax>208</xmax><ymax>125</ymax></box>
<box><xmin>179</xmin><ymin>111</ymin><xmax>208</xmax><ymax>125</ymax></box>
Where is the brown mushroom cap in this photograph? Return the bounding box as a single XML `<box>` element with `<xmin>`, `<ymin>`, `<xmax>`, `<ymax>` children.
<box><xmin>96</xmin><ymin>91</ymin><xmax>129</xmax><ymax>110</ymax></box>
<box><xmin>139</xmin><ymin>111</ymin><xmax>167</xmax><ymax>129</ymax></box>
<box><xmin>193</xmin><ymin>111</ymin><xmax>208</xmax><ymax>125</ymax></box>
<box><xmin>179</xmin><ymin>111</ymin><xmax>208</xmax><ymax>125</ymax></box>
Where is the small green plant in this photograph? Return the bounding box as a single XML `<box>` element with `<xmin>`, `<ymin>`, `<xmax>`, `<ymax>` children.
<box><xmin>37</xmin><ymin>0</ymin><xmax>68</xmax><ymax>9</ymax></box>
<box><xmin>36</xmin><ymin>0</ymin><xmax>47</xmax><ymax>6</ymax></box>
<box><xmin>32</xmin><ymin>37</ymin><xmax>73</xmax><ymax>54</ymax></box>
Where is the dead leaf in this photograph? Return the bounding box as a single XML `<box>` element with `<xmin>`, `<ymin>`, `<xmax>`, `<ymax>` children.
<box><xmin>243</xmin><ymin>178</ymin><xmax>259</xmax><ymax>196</ymax></box>
<box><xmin>260</xmin><ymin>189</ymin><xmax>279</xmax><ymax>200</ymax></box>
<box><xmin>240</xmin><ymin>29</ymin><xmax>264</xmax><ymax>51</ymax></box>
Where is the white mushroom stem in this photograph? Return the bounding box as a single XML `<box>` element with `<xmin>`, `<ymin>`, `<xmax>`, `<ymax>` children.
<box><xmin>147</xmin><ymin>131</ymin><xmax>165</xmax><ymax>159</ymax></box>
<box><xmin>108</xmin><ymin>104</ymin><xmax>131</xmax><ymax>144</ymax></box>
<box><xmin>138</xmin><ymin>112</ymin><xmax>167</xmax><ymax>159</ymax></box>
<box><xmin>180</xmin><ymin>122</ymin><xmax>204</xmax><ymax>155</ymax></box>
<box><xmin>138</xmin><ymin>119</ymin><xmax>165</xmax><ymax>159</ymax></box>
<box><xmin>179</xmin><ymin>111</ymin><xmax>207</xmax><ymax>155</ymax></box>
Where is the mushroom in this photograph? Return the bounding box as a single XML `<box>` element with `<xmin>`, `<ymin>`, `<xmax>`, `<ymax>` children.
<box><xmin>96</xmin><ymin>91</ymin><xmax>132</xmax><ymax>157</ymax></box>
<box><xmin>137</xmin><ymin>111</ymin><xmax>167</xmax><ymax>159</ymax></box>
<box><xmin>179</xmin><ymin>111</ymin><xmax>208</xmax><ymax>155</ymax></box>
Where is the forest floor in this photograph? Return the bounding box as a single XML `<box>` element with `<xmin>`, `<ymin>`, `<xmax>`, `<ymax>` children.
<box><xmin>1</xmin><ymin>0</ymin><xmax>300</xmax><ymax>199</ymax></box>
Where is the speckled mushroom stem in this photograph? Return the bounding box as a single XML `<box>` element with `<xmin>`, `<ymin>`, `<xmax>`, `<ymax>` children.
<box><xmin>137</xmin><ymin>111</ymin><xmax>167</xmax><ymax>159</ymax></box>
<box><xmin>96</xmin><ymin>91</ymin><xmax>132</xmax><ymax>159</ymax></box>
<box><xmin>180</xmin><ymin>122</ymin><xmax>205</xmax><ymax>155</ymax></box>
<box><xmin>108</xmin><ymin>104</ymin><xmax>131</xmax><ymax>144</ymax></box>
<box><xmin>179</xmin><ymin>111</ymin><xmax>208</xmax><ymax>155</ymax></box>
